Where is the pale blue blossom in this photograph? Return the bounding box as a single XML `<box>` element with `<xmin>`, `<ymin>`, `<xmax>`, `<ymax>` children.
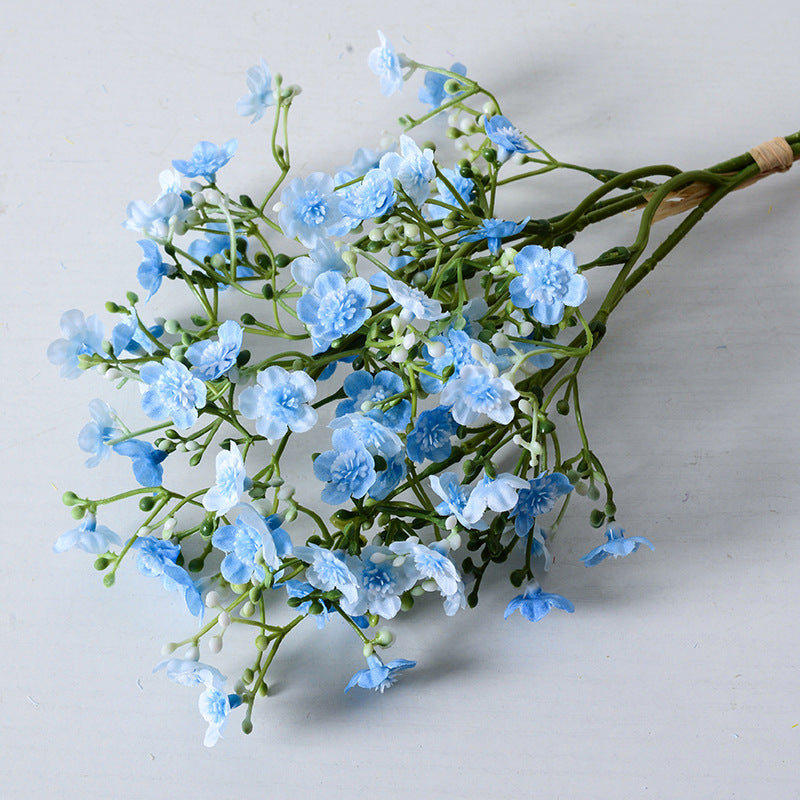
<box><xmin>368</xmin><ymin>452</ymin><xmax>407</xmax><ymax>501</ymax></box>
<box><xmin>429</xmin><ymin>472</ymin><xmax>481</xmax><ymax>529</ymax></box>
<box><xmin>580</xmin><ymin>525</ymin><xmax>654</xmax><ymax>567</ymax></box>
<box><xmin>172</xmin><ymin>139</ymin><xmax>238</xmax><ymax>182</ymax></box>
<box><xmin>112</xmin><ymin>439</ymin><xmax>167</xmax><ymax>487</ymax></box>
<box><xmin>463</xmin><ymin>471</ymin><xmax>529</xmax><ymax>522</ymax></box>
<box><xmin>441</xmin><ymin>364</ymin><xmax>519</xmax><ymax>426</ymax></box>
<box><xmin>484</xmin><ymin>114</ymin><xmax>537</xmax><ymax>162</ymax></box>
<box><xmin>186</xmin><ymin>320</ymin><xmax>242</xmax><ymax>381</ymax></box>
<box><xmin>202</xmin><ymin>444</ymin><xmax>248</xmax><ymax>516</ymax></box>
<box><xmin>139</xmin><ymin>358</ymin><xmax>207</xmax><ymax>430</ymax></box>
<box><xmin>136</xmin><ymin>239</ymin><xmax>171</xmax><ymax>300</ymax></box>
<box><xmin>384</xmin><ymin>275</ymin><xmax>447</xmax><ymax>324</ymax></box>
<box><xmin>237</xmin><ymin>365</ymin><xmax>317</xmax><ymax>439</ymax></box>
<box><xmin>153</xmin><ymin>658</ymin><xmax>226</xmax><ymax>690</ymax></box>
<box><xmin>279</xmin><ymin>173</ymin><xmax>343</xmax><ymax>248</ymax></box>
<box><xmin>47</xmin><ymin>309</ymin><xmax>105</xmax><ymax>379</ymax></box>
<box><xmin>124</xmin><ymin>192</ymin><xmax>187</xmax><ymax>238</ymax></box>
<box><xmin>290</xmin><ymin>239</ymin><xmax>349</xmax><ymax>288</ymax></box>
<box><xmin>379</xmin><ymin>135</ymin><xmax>436</xmax><ymax>205</ymax></box>
<box><xmin>345</xmin><ymin>655</ymin><xmax>416</xmax><ymax>693</ymax></box>
<box><xmin>342</xmin><ymin>545</ymin><xmax>417</xmax><ymax>619</ymax></box>
<box><xmin>199</xmin><ymin>686</ymin><xmax>242</xmax><ymax>747</ymax></box>
<box><xmin>510</xmin><ymin>244</ymin><xmax>587</xmax><ymax>325</ymax></box>
<box><xmin>53</xmin><ymin>514</ymin><xmax>121</xmax><ymax>554</ymax></box>
<box><xmin>329</xmin><ymin>412</ymin><xmax>402</xmax><ymax>459</ymax></box>
<box><xmin>419</xmin><ymin>328</ymin><xmax>496</xmax><ymax>394</ymax></box>
<box><xmin>212</xmin><ymin>503</ymin><xmax>284</xmax><ymax>583</ymax></box>
<box><xmin>338</xmin><ymin>146</ymin><xmax>393</xmax><ymax>179</ymax></box>
<box><xmin>368</xmin><ymin>31</ymin><xmax>404</xmax><ymax>97</ymax></box>
<box><xmin>389</xmin><ymin>538</ymin><xmax>461</xmax><ymax>597</ymax></box>
<box><xmin>296</xmin><ymin>272</ymin><xmax>372</xmax><ymax>353</ymax></box>
<box><xmin>418</xmin><ymin>63</ymin><xmax>467</xmax><ymax>109</ymax></box>
<box><xmin>460</xmin><ymin>216</ymin><xmax>530</xmax><ymax>254</ymax></box>
<box><xmin>428</xmin><ymin>167</ymin><xmax>474</xmax><ymax>220</ymax></box>
<box><xmin>78</xmin><ymin>399</ymin><xmax>121</xmax><ymax>467</ymax></box>
<box><xmin>336</xmin><ymin>369</ymin><xmax>410</xmax><ymax>432</ymax></box>
<box><xmin>511</xmin><ymin>472</ymin><xmax>573</xmax><ymax>537</ymax></box>
<box><xmin>406</xmin><ymin>405</ymin><xmax>458</xmax><ymax>463</ymax></box>
<box><xmin>338</xmin><ymin>167</ymin><xmax>396</xmax><ymax>225</ymax></box>
<box><xmin>292</xmin><ymin>543</ymin><xmax>360</xmax><ymax>604</ymax></box>
<box><xmin>236</xmin><ymin>58</ymin><xmax>274</xmax><ymax>122</ymax></box>
<box><xmin>504</xmin><ymin>581</ymin><xmax>575</xmax><ymax>621</ymax></box>
<box><xmin>158</xmin><ymin>169</ymin><xmax>183</xmax><ymax>197</ymax></box>
<box><xmin>111</xmin><ymin>311</ymin><xmax>162</xmax><ymax>356</ymax></box>
<box><xmin>313</xmin><ymin>428</ymin><xmax>376</xmax><ymax>505</ymax></box>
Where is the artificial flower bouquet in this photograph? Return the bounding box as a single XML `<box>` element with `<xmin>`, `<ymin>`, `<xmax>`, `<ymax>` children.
<box><xmin>49</xmin><ymin>32</ymin><xmax>797</xmax><ymax>745</ymax></box>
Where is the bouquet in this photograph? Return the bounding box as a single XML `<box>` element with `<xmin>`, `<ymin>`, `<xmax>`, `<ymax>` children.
<box><xmin>48</xmin><ymin>32</ymin><xmax>797</xmax><ymax>746</ymax></box>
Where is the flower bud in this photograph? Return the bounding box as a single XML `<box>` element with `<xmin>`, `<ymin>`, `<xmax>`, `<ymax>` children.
<box><xmin>205</xmin><ymin>591</ymin><xmax>221</xmax><ymax>609</ymax></box>
<box><xmin>374</xmin><ymin>630</ymin><xmax>394</xmax><ymax>647</ymax></box>
<box><xmin>209</xmin><ymin>635</ymin><xmax>223</xmax><ymax>654</ymax></box>
<box><xmin>185</xmin><ymin>645</ymin><xmax>200</xmax><ymax>661</ymax></box>
<box><xmin>217</xmin><ymin>611</ymin><xmax>231</xmax><ymax>629</ymax></box>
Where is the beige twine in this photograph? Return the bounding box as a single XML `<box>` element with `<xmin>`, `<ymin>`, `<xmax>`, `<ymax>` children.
<box><xmin>641</xmin><ymin>136</ymin><xmax>796</xmax><ymax>223</ymax></box>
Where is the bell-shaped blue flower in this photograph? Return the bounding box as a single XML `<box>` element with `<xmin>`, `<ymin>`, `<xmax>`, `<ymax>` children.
<box><xmin>580</xmin><ymin>525</ymin><xmax>654</xmax><ymax>566</ymax></box>
<box><xmin>345</xmin><ymin>655</ymin><xmax>416</xmax><ymax>693</ymax></box>
<box><xmin>172</xmin><ymin>139</ymin><xmax>238</xmax><ymax>183</ymax></box>
<box><xmin>504</xmin><ymin>581</ymin><xmax>575</xmax><ymax>621</ymax></box>
<box><xmin>112</xmin><ymin>438</ymin><xmax>168</xmax><ymax>487</ymax></box>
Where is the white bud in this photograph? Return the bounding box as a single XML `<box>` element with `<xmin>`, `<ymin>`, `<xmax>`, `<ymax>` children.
<box><xmin>445</xmin><ymin>515</ymin><xmax>458</xmax><ymax>530</ymax></box>
<box><xmin>217</xmin><ymin>611</ymin><xmax>231</xmax><ymax>630</ymax></box>
<box><xmin>518</xmin><ymin>399</ymin><xmax>533</xmax><ymax>416</ymax></box>
<box><xmin>137</xmin><ymin>525</ymin><xmax>152</xmax><ymax>537</ymax></box>
<box><xmin>162</xmin><ymin>517</ymin><xmax>177</xmax><ymax>535</ymax></box>
<box><xmin>491</xmin><ymin>332</ymin><xmax>510</xmax><ymax>349</ymax></box>
<box><xmin>403</xmin><ymin>223</ymin><xmax>419</xmax><ymax>240</ymax></box>
<box><xmin>390</xmin><ymin>346</ymin><xmax>408</xmax><ymax>363</ymax></box>
<box><xmin>447</xmin><ymin>531</ymin><xmax>462</xmax><ymax>550</ymax></box>
<box><xmin>368</xmin><ymin>227</ymin><xmax>384</xmax><ymax>242</ymax></box>
<box><xmin>161</xmin><ymin>642</ymin><xmax>178</xmax><ymax>656</ymax></box>
<box><xmin>459</xmin><ymin>118</ymin><xmax>474</xmax><ymax>134</ymax></box>
<box><xmin>512</xmin><ymin>434</ymin><xmax>524</xmax><ymax>446</ymax></box>
<box><xmin>203</xmin><ymin>189</ymin><xmax>222</xmax><ymax>206</ymax></box>
<box><xmin>470</xmin><ymin>343</ymin><xmax>484</xmax><ymax>361</ymax></box>
<box><xmin>205</xmin><ymin>591</ymin><xmax>221</xmax><ymax>609</ymax></box>
<box><xmin>518</xmin><ymin>321</ymin><xmax>534</xmax><ymax>337</ymax></box>
<box><xmin>272</xmin><ymin>201</ymin><xmax>284</xmax><ymax>212</ymax></box>
<box><xmin>369</xmin><ymin>551</ymin><xmax>388</xmax><ymax>564</ymax></box>
<box><xmin>455</xmin><ymin>139</ymin><xmax>469</xmax><ymax>152</ymax></box>
<box><xmin>410</xmin><ymin>584</ymin><xmax>426</xmax><ymax>596</ymax></box>
<box><xmin>105</xmin><ymin>368</ymin><xmax>122</xmax><ymax>381</ymax></box>
<box><xmin>184</xmin><ymin>440</ymin><xmax>201</xmax><ymax>451</ymax></box>
<box><xmin>277</xmin><ymin>484</ymin><xmax>295</xmax><ymax>501</ymax></box>
<box><xmin>362</xmin><ymin>642</ymin><xmax>374</xmax><ymax>657</ymax></box>
<box><xmin>374</xmin><ymin>629</ymin><xmax>395</xmax><ymax>647</ymax></box>
<box><xmin>421</xmin><ymin>578</ymin><xmax>438</xmax><ymax>592</ymax></box>
<box><xmin>185</xmin><ymin>645</ymin><xmax>200</xmax><ymax>661</ymax></box>
<box><xmin>191</xmin><ymin>193</ymin><xmax>206</xmax><ymax>208</ymax></box>
<box><xmin>390</xmin><ymin>315</ymin><xmax>403</xmax><ymax>334</ymax></box>
<box><xmin>209</xmin><ymin>635</ymin><xmax>223</xmax><ymax>654</ymax></box>
<box><xmin>447</xmin><ymin>113</ymin><xmax>459</xmax><ymax>127</ymax></box>
<box><xmin>483</xmin><ymin>101</ymin><xmax>498</xmax><ymax>116</ymax></box>
<box><xmin>402</xmin><ymin>331</ymin><xmax>417</xmax><ymax>350</ymax></box>
<box><xmin>427</xmin><ymin>341</ymin><xmax>446</xmax><ymax>358</ymax></box>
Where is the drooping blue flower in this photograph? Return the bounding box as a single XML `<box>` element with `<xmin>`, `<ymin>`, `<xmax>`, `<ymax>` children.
<box><xmin>153</xmin><ymin>658</ymin><xmax>226</xmax><ymax>690</ymax></box>
<box><xmin>341</xmin><ymin>545</ymin><xmax>417</xmax><ymax>619</ymax></box>
<box><xmin>279</xmin><ymin>173</ymin><xmax>343</xmax><ymax>248</ymax></box>
<box><xmin>329</xmin><ymin>412</ymin><xmax>402</xmax><ymax>460</ymax></box>
<box><xmin>484</xmin><ymin>114</ymin><xmax>537</xmax><ymax>162</ymax></box>
<box><xmin>379</xmin><ymin>135</ymin><xmax>436</xmax><ymax>205</ymax></box>
<box><xmin>368</xmin><ymin>31</ymin><xmax>405</xmax><ymax>97</ymax></box>
<box><xmin>368</xmin><ymin>451</ymin><xmax>408</xmax><ymax>501</ymax></box>
<box><xmin>511</xmin><ymin>472</ymin><xmax>573</xmax><ymax>537</ymax></box>
<box><xmin>136</xmin><ymin>239</ymin><xmax>171</xmax><ymax>301</ymax></box>
<box><xmin>337</xmin><ymin>146</ymin><xmax>394</xmax><ymax>180</ymax></box>
<box><xmin>419</xmin><ymin>328</ymin><xmax>497</xmax><ymax>394</ymax></box>
<box><xmin>47</xmin><ymin>309</ymin><xmax>105</xmax><ymax>379</ymax></box>
<box><xmin>53</xmin><ymin>514</ymin><xmax>121</xmax><ymax>554</ymax></box>
<box><xmin>78</xmin><ymin>399</ymin><xmax>121</xmax><ymax>468</ymax></box>
<box><xmin>336</xmin><ymin>370</ymin><xmax>411</xmax><ymax>432</ymax></box>
<box><xmin>112</xmin><ymin>438</ymin><xmax>168</xmax><ymax>487</ymax></box>
<box><xmin>459</xmin><ymin>216</ymin><xmax>530</xmax><ymax>255</ymax></box>
<box><xmin>202</xmin><ymin>443</ymin><xmax>248</xmax><ymax>516</ymax></box>
<box><xmin>384</xmin><ymin>275</ymin><xmax>447</xmax><ymax>324</ymax></box>
<box><xmin>185</xmin><ymin>320</ymin><xmax>243</xmax><ymax>381</ymax></box>
<box><xmin>338</xmin><ymin>167</ymin><xmax>396</xmax><ymax>225</ymax></box>
<box><xmin>139</xmin><ymin>358</ymin><xmax>207</xmax><ymax>430</ymax></box>
<box><xmin>212</xmin><ymin>503</ymin><xmax>282</xmax><ymax>584</ymax></box>
<box><xmin>124</xmin><ymin>192</ymin><xmax>187</xmax><ymax>238</ymax></box>
<box><xmin>236</xmin><ymin>58</ymin><xmax>275</xmax><ymax>123</ymax></box>
<box><xmin>389</xmin><ymin>538</ymin><xmax>461</xmax><ymax>598</ymax></box>
<box><xmin>198</xmin><ymin>686</ymin><xmax>242</xmax><ymax>747</ymax></box>
<box><xmin>504</xmin><ymin>581</ymin><xmax>575</xmax><ymax>621</ymax></box>
<box><xmin>129</xmin><ymin>535</ymin><xmax>202</xmax><ymax>617</ymax></box>
<box><xmin>292</xmin><ymin>543</ymin><xmax>360</xmax><ymax>604</ymax></box>
<box><xmin>187</xmin><ymin>222</ymin><xmax>242</xmax><ymax>263</ymax></box>
<box><xmin>172</xmin><ymin>139</ymin><xmax>238</xmax><ymax>182</ymax></box>
<box><xmin>580</xmin><ymin>525</ymin><xmax>655</xmax><ymax>567</ymax></box>
<box><xmin>290</xmin><ymin>239</ymin><xmax>350</xmax><ymax>289</ymax></box>
<box><xmin>237</xmin><ymin>365</ymin><xmax>318</xmax><ymax>439</ymax></box>
<box><xmin>509</xmin><ymin>245</ymin><xmax>587</xmax><ymax>325</ymax></box>
<box><xmin>441</xmin><ymin>364</ymin><xmax>519</xmax><ymax>426</ymax></box>
<box><xmin>406</xmin><ymin>405</ymin><xmax>459</xmax><ymax>463</ymax></box>
<box><xmin>111</xmin><ymin>311</ymin><xmax>162</xmax><ymax>356</ymax></box>
<box><xmin>429</xmin><ymin>472</ymin><xmax>480</xmax><ymax>529</ymax></box>
<box><xmin>418</xmin><ymin>62</ymin><xmax>467</xmax><ymax>109</ymax></box>
<box><xmin>428</xmin><ymin>167</ymin><xmax>475</xmax><ymax>220</ymax></box>
<box><xmin>296</xmin><ymin>272</ymin><xmax>372</xmax><ymax>353</ymax></box>
<box><xmin>345</xmin><ymin>655</ymin><xmax>416</xmax><ymax>693</ymax></box>
<box><xmin>312</xmin><ymin>428</ymin><xmax>377</xmax><ymax>505</ymax></box>
<box><xmin>463</xmin><ymin>471</ymin><xmax>529</xmax><ymax>523</ymax></box>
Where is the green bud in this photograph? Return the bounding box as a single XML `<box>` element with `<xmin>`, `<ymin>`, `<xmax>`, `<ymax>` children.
<box><xmin>587</xmin><ymin>484</ymin><xmax>601</xmax><ymax>501</ymax></box>
<box><xmin>274</xmin><ymin>253</ymin><xmax>291</xmax><ymax>269</ymax></box>
<box><xmin>400</xmin><ymin>593</ymin><xmax>414</xmax><ymax>611</ymax></box>
<box><xmin>255</xmin><ymin>635</ymin><xmax>269</xmax><ymax>651</ymax></box>
<box><xmin>138</xmin><ymin>496</ymin><xmax>157</xmax><ymax>512</ymax></box>
<box><xmin>590</xmin><ymin>509</ymin><xmax>606</xmax><ymax>528</ymax></box>
<box><xmin>482</xmin><ymin>146</ymin><xmax>498</xmax><ymax>163</ymax></box>
<box><xmin>446</xmin><ymin>127</ymin><xmax>462</xmax><ymax>139</ymax></box>
<box><xmin>126</xmin><ymin>291</ymin><xmax>139</xmax><ymax>305</ymax></box>
<box><xmin>241</xmin><ymin>601</ymin><xmax>256</xmax><ymax>618</ymax></box>
<box><xmin>102</xmin><ymin>573</ymin><xmax>115</xmax><ymax>588</ymax></box>
<box><xmin>262</xmin><ymin>283</ymin><xmax>274</xmax><ymax>299</ymax></box>
<box><xmin>510</xmin><ymin>569</ymin><xmax>526</xmax><ymax>587</ymax></box>
<box><xmin>187</xmin><ymin>558</ymin><xmax>205</xmax><ymax>573</ymax></box>
<box><xmin>168</xmin><ymin>345</ymin><xmax>186</xmax><ymax>361</ymax></box>
<box><xmin>164</xmin><ymin>319</ymin><xmax>181</xmax><ymax>334</ymax></box>
<box><xmin>241</xmin><ymin>719</ymin><xmax>254</xmax><ymax>735</ymax></box>
<box><xmin>556</xmin><ymin>399</ymin><xmax>570</xmax><ymax>415</ymax></box>
<box><xmin>236</xmin><ymin>349</ymin><xmax>251</xmax><ymax>367</ymax></box>
<box><xmin>93</xmin><ymin>556</ymin><xmax>110</xmax><ymax>570</ymax></box>
<box><xmin>239</xmin><ymin>194</ymin><xmax>255</xmax><ymax>208</ymax></box>
<box><xmin>309</xmin><ymin>600</ymin><xmax>324</xmax><ymax>615</ymax></box>
<box><xmin>105</xmin><ymin>301</ymin><xmax>121</xmax><ymax>313</ymax></box>
<box><xmin>538</xmin><ymin>419</ymin><xmax>556</xmax><ymax>434</ymax></box>
<box><xmin>189</xmin><ymin>452</ymin><xmax>203</xmax><ymax>467</ymax></box>
<box><xmin>62</xmin><ymin>491</ymin><xmax>80</xmax><ymax>506</ymax></box>
<box><xmin>368</xmin><ymin>613</ymin><xmax>379</xmax><ymax>627</ymax></box>
<box><xmin>258</xmin><ymin>683</ymin><xmax>268</xmax><ymax>697</ymax></box>
<box><xmin>604</xmin><ymin>502</ymin><xmax>617</xmax><ymax>517</ymax></box>
<box><xmin>70</xmin><ymin>505</ymin><xmax>86</xmax><ymax>520</ymax></box>
<box><xmin>240</xmin><ymin>312</ymin><xmax>256</xmax><ymax>325</ymax></box>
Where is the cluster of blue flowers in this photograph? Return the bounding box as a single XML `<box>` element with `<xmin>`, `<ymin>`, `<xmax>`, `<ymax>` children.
<box><xmin>49</xmin><ymin>32</ymin><xmax>658</xmax><ymax>745</ymax></box>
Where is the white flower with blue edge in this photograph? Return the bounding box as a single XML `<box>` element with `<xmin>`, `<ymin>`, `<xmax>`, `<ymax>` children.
<box><xmin>389</xmin><ymin>538</ymin><xmax>461</xmax><ymax>598</ymax></box>
<box><xmin>203</xmin><ymin>443</ymin><xmax>248</xmax><ymax>516</ymax></box>
<box><xmin>124</xmin><ymin>192</ymin><xmax>187</xmax><ymax>238</ymax></box>
<box><xmin>112</xmin><ymin>438</ymin><xmax>167</xmax><ymax>487</ymax></box>
<box><xmin>441</xmin><ymin>364</ymin><xmax>519</xmax><ymax>426</ymax></box>
<box><xmin>580</xmin><ymin>525</ymin><xmax>654</xmax><ymax>566</ymax></box>
<box><xmin>53</xmin><ymin>514</ymin><xmax>121</xmax><ymax>554</ymax></box>
<box><xmin>153</xmin><ymin>658</ymin><xmax>226</xmax><ymax>690</ymax></box>
<box><xmin>337</xmin><ymin>167</ymin><xmax>396</xmax><ymax>226</ymax></box>
<box><xmin>290</xmin><ymin>238</ymin><xmax>349</xmax><ymax>289</ymax></box>
<box><xmin>511</xmin><ymin>472</ymin><xmax>573</xmax><ymax>536</ymax></box>
<box><xmin>384</xmin><ymin>275</ymin><xmax>447</xmax><ymax>325</ymax></box>
<box><xmin>463</xmin><ymin>471</ymin><xmax>529</xmax><ymax>522</ymax></box>
<box><xmin>212</xmin><ymin>503</ymin><xmax>283</xmax><ymax>583</ymax></box>
<box><xmin>292</xmin><ymin>543</ymin><xmax>360</xmax><ymax>604</ymax></box>
<box><xmin>379</xmin><ymin>135</ymin><xmax>436</xmax><ymax>205</ymax></box>
<box><xmin>236</xmin><ymin>58</ymin><xmax>274</xmax><ymax>122</ymax></box>
<box><xmin>460</xmin><ymin>216</ymin><xmax>530</xmax><ymax>255</ymax></box>
<box><xmin>406</xmin><ymin>405</ymin><xmax>459</xmax><ymax>463</ymax></box>
<box><xmin>336</xmin><ymin>369</ymin><xmax>411</xmax><ymax>433</ymax></box>
<box><xmin>368</xmin><ymin>31</ymin><xmax>405</xmax><ymax>97</ymax></box>
<box><xmin>312</xmin><ymin>428</ymin><xmax>377</xmax><ymax>505</ymax></box>
<box><xmin>429</xmin><ymin>472</ymin><xmax>483</xmax><ymax>530</ymax></box>
<box><xmin>136</xmin><ymin>239</ymin><xmax>171</xmax><ymax>300</ymax></box>
<box><xmin>329</xmin><ymin>412</ymin><xmax>402</xmax><ymax>459</ymax></box>
<box><xmin>342</xmin><ymin>545</ymin><xmax>417</xmax><ymax>619</ymax></box>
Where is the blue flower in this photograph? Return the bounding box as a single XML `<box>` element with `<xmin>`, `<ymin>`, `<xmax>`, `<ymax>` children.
<box><xmin>368</xmin><ymin>31</ymin><xmax>405</xmax><ymax>97</ymax></box>
<box><xmin>203</xmin><ymin>444</ymin><xmax>248</xmax><ymax>516</ymax></box>
<box><xmin>112</xmin><ymin>438</ymin><xmax>168</xmax><ymax>487</ymax></box>
<box><xmin>136</xmin><ymin>239</ymin><xmax>171</xmax><ymax>300</ymax></box>
<box><xmin>428</xmin><ymin>167</ymin><xmax>475</xmax><ymax>220</ymax></box>
<box><xmin>418</xmin><ymin>63</ymin><xmax>467</xmax><ymax>109</ymax></box>
<box><xmin>345</xmin><ymin>655</ymin><xmax>416</xmax><ymax>693</ymax></box>
<box><xmin>213</xmin><ymin>503</ymin><xmax>283</xmax><ymax>584</ymax></box>
<box><xmin>236</xmin><ymin>58</ymin><xmax>274</xmax><ymax>122</ymax></box>
<box><xmin>379</xmin><ymin>135</ymin><xmax>436</xmax><ymax>205</ymax></box>
<box><xmin>580</xmin><ymin>525</ymin><xmax>655</xmax><ymax>567</ymax></box>
<box><xmin>389</xmin><ymin>538</ymin><xmax>461</xmax><ymax>598</ymax></box>
<box><xmin>53</xmin><ymin>514</ymin><xmax>121</xmax><ymax>554</ymax></box>
<box><xmin>296</xmin><ymin>272</ymin><xmax>372</xmax><ymax>353</ymax></box>
<box><xmin>329</xmin><ymin>412</ymin><xmax>402</xmax><ymax>459</ymax></box>
<box><xmin>336</xmin><ymin>369</ymin><xmax>410</xmax><ymax>433</ymax></box>
<box><xmin>124</xmin><ymin>192</ymin><xmax>187</xmax><ymax>238</ymax></box>
<box><xmin>290</xmin><ymin>239</ymin><xmax>349</xmax><ymax>289</ymax></box>
<box><xmin>484</xmin><ymin>114</ymin><xmax>537</xmax><ymax>162</ymax></box>
<box><xmin>47</xmin><ymin>309</ymin><xmax>105</xmax><ymax>379</ymax></box>
<box><xmin>369</xmin><ymin>452</ymin><xmax>408</xmax><ymax>501</ymax></box>
<box><xmin>129</xmin><ymin>535</ymin><xmax>203</xmax><ymax>616</ymax></box>
<box><xmin>429</xmin><ymin>472</ymin><xmax>481</xmax><ymax>529</ymax></box>
<box><xmin>504</xmin><ymin>581</ymin><xmax>575</xmax><ymax>621</ymax></box>
<box><xmin>338</xmin><ymin>168</ymin><xmax>396</xmax><ymax>225</ymax></box>
<box><xmin>237</xmin><ymin>365</ymin><xmax>318</xmax><ymax>439</ymax></box>
<box><xmin>172</xmin><ymin>139</ymin><xmax>238</xmax><ymax>182</ymax></box>
<box><xmin>139</xmin><ymin>358</ymin><xmax>207</xmax><ymax>430</ymax></box>
<box><xmin>153</xmin><ymin>658</ymin><xmax>226</xmax><ymax>690</ymax></box>
<box><xmin>338</xmin><ymin>146</ymin><xmax>393</xmax><ymax>179</ymax></box>
<box><xmin>419</xmin><ymin>328</ymin><xmax>496</xmax><ymax>394</ymax></box>
<box><xmin>292</xmin><ymin>543</ymin><xmax>360</xmax><ymax>604</ymax></box>
<box><xmin>511</xmin><ymin>472</ymin><xmax>573</xmax><ymax>536</ymax></box>
<box><xmin>78</xmin><ymin>399</ymin><xmax>121</xmax><ymax>467</ymax></box>
<box><xmin>441</xmin><ymin>364</ymin><xmax>519</xmax><ymax>426</ymax></box>
<box><xmin>313</xmin><ymin>428</ymin><xmax>377</xmax><ymax>505</ymax></box>
<box><xmin>111</xmin><ymin>311</ymin><xmax>162</xmax><ymax>356</ymax></box>
<box><xmin>463</xmin><ymin>471</ymin><xmax>529</xmax><ymax>522</ymax></box>
<box><xmin>342</xmin><ymin>545</ymin><xmax>417</xmax><ymax>619</ymax></box>
<box><xmin>406</xmin><ymin>405</ymin><xmax>458</xmax><ymax>463</ymax></box>
<box><xmin>279</xmin><ymin>173</ymin><xmax>343</xmax><ymax>248</ymax></box>
<box><xmin>459</xmin><ymin>216</ymin><xmax>530</xmax><ymax>255</ymax></box>
<box><xmin>185</xmin><ymin>320</ymin><xmax>243</xmax><ymax>381</ymax></box>
<box><xmin>384</xmin><ymin>275</ymin><xmax>446</xmax><ymax>324</ymax></box>
<box><xmin>198</xmin><ymin>686</ymin><xmax>242</xmax><ymax>747</ymax></box>
<box><xmin>510</xmin><ymin>245</ymin><xmax>587</xmax><ymax>325</ymax></box>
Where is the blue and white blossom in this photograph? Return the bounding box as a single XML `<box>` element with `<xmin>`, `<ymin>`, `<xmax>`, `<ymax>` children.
<box><xmin>428</xmin><ymin>167</ymin><xmax>475</xmax><ymax>219</ymax></box>
<box><xmin>290</xmin><ymin>239</ymin><xmax>350</xmax><ymax>289</ymax></box>
<box><xmin>368</xmin><ymin>31</ymin><xmax>405</xmax><ymax>97</ymax></box>
<box><xmin>337</xmin><ymin>167</ymin><xmax>396</xmax><ymax>226</ymax></box>
<box><xmin>463</xmin><ymin>471</ymin><xmax>530</xmax><ymax>522</ymax></box>
<box><xmin>140</xmin><ymin>358</ymin><xmax>207</xmax><ymax>430</ymax></box>
<box><xmin>419</xmin><ymin>328</ymin><xmax>497</xmax><ymax>394</ymax></box>
<box><xmin>112</xmin><ymin>438</ymin><xmax>167</xmax><ymax>487</ymax></box>
<box><xmin>429</xmin><ymin>472</ymin><xmax>482</xmax><ymax>529</ymax></box>
<box><xmin>111</xmin><ymin>311</ymin><xmax>162</xmax><ymax>356</ymax></box>
<box><xmin>379</xmin><ymin>135</ymin><xmax>436</xmax><ymax>205</ymax></box>
<box><xmin>390</xmin><ymin>538</ymin><xmax>462</xmax><ymax>600</ymax></box>
<box><xmin>293</xmin><ymin>543</ymin><xmax>360</xmax><ymax>604</ymax></box>
<box><xmin>47</xmin><ymin>309</ymin><xmax>105</xmax><ymax>379</ymax></box>
<box><xmin>236</xmin><ymin>58</ymin><xmax>274</xmax><ymax>122</ymax></box>
<box><xmin>202</xmin><ymin>444</ymin><xmax>248</xmax><ymax>516</ymax></box>
<box><xmin>580</xmin><ymin>525</ymin><xmax>654</xmax><ymax>566</ymax></box>
<box><xmin>124</xmin><ymin>191</ymin><xmax>187</xmax><ymax>239</ymax></box>
<box><xmin>237</xmin><ymin>365</ymin><xmax>317</xmax><ymax>439</ymax></box>
<box><xmin>460</xmin><ymin>216</ymin><xmax>530</xmax><ymax>255</ymax></box>
<box><xmin>313</xmin><ymin>428</ymin><xmax>377</xmax><ymax>505</ymax></box>
<box><xmin>136</xmin><ymin>239</ymin><xmax>171</xmax><ymax>300</ymax></box>
<box><xmin>279</xmin><ymin>173</ymin><xmax>343</xmax><ymax>248</ymax></box>
<box><xmin>504</xmin><ymin>581</ymin><xmax>575</xmax><ymax>622</ymax></box>
<box><xmin>441</xmin><ymin>364</ymin><xmax>519</xmax><ymax>426</ymax></box>
<box><xmin>336</xmin><ymin>369</ymin><xmax>411</xmax><ymax>433</ymax></box>
<box><xmin>368</xmin><ymin>451</ymin><xmax>407</xmax><ymax>501</ymax></box>
<box><xmin>511</xmin><ymin>472</ymin><xmax>574</xmax><ymax>536</ymax></box>
<box><xmin>198</xmin><ymin>686</ymin><xmax>242</xmax><ymax>747</ymax></box>
<box><xmin>384</xmin><ymin>275</ymin><xmax>447</xmax><ymax>325</ymax></box>
<box><xmin>418</xmin><ymin>63</ymin><xmax>467</xmax><ymax>109</ymax></box>
<box><xmin>406</xmin><ymin>405</ymin><xmax>459</xmax><ymax>463</ymax></box>
<box><xmin>212</xmin><ymin>503</ymin><xmax>284</xmax><ymax>584</ymax></box>
<box><xmin>186</xmin><ymin>320</ymin><xmax>243</xmax><ymax>381</ymax></box>
<box><xmin>345</xmin><ymin>655</ymin><xmax>416</xmax><ymax>693</ymax></box>
<box><xmin>78</xmin><ymin>399</ymin><xmax>121</xmax><ymax>468</ymax></box>
<box><xmin>154</xmin><ymin>658</ymin><xmax>227</xmax><ymax>690</ymax></box>
<box><xmin>484</xmin><ymin>114</ymin><xmax>537</xmax><ymax>162</ymax></box>
<box><xmin>53</xmin><ymin>514</ymin><xmax>121</xmax><ymax>554</ymax></box>
<box><xmin>342</xmin><ymin>545</ymin><xmax>417</xmax><ymax>619</ymax></box>
<box><xmin>329</xmin><ymin>412</ymin><xmax>402</xmax><ymax>459</ymax></box>
<box><xmin>172</xmin><ymin>139</ymin><xmax>238</xmax><ymax>182</ymax></box>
